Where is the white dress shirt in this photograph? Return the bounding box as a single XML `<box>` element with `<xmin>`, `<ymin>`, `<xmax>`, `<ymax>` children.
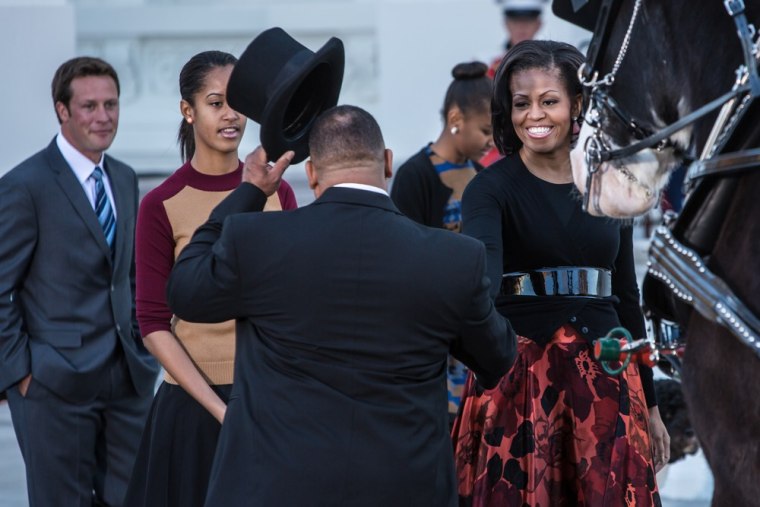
<box><xmin>333</xmin><ymin>182</ymin><xmax>389</xmax><ymax>196</ymax></box>
<box><xmin>56</xmin><ymin>132</ymin><xmax>117</xmax><ymax>218</ymax></box>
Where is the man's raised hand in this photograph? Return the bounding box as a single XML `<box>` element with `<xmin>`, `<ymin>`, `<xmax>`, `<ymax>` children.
<box><xmin>242</xmin><ymin>147</ymin><xmax>295</xmax><ymax>196</ymax></box>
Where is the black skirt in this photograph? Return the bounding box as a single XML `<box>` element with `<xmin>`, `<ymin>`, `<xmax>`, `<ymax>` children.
<box><xmin>124</xmin><ymin>381</ymin><xmax>232</xmax><ymax>507</ymax></box>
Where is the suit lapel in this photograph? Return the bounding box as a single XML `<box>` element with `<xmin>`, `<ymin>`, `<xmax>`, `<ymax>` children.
<box><xmin>46</xmin><ymin>140</ymin><xmax>113</xmax><ymax>263</ymax></box>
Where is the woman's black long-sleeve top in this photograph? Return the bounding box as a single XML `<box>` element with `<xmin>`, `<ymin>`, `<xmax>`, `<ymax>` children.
<box><xmin>391</xmin><ymin>147</ymin><xmax>452</xmax><ymax>228</ymax></box>
<box><xmin>390</xmin><ymin>145</ymin><xmax>484</xmax><ymax>228</ymax></box>
<box><xmin>462</xmin><ymin>154</ymin><xmax>656</xmax><ymax>406</ymax></box>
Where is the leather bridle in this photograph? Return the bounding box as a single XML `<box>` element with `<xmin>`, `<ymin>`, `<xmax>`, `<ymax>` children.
<box><xmin>578</xmin><ymin>0</ymin><xmax>760</xmax><ymax>376</ymax></box>
<box><xmin>579</xmin><ymin>0</ymin><xmax>760</xmax><ymax>213</ymax></box>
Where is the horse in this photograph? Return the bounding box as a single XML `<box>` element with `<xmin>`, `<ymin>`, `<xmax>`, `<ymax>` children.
<box><xmin>552</xmin><ymin>0</ymin><xmax>760</xmax><ymax>504</ymax></box>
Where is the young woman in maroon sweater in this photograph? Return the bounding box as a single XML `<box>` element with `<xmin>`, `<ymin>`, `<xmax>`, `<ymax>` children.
<box><xmin>124</xmin><ymin>50</ymin><xmax>296</xmax><ymax>507</ymax></box>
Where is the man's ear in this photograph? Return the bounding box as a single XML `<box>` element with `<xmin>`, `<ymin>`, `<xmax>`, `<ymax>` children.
<box><xmin>55</xmin><ymin>101</ymin><xmax>69</xmax><ymax>123</ymax></box>
<box><xmin>384</xmin><ymin>149</ymin><xmax>393</xmax><ymax>179</ymax></box>
<box><xmin>305</xmin><ymin>159</ymin><xmax>318</xmax><ymax>189</ymax></box>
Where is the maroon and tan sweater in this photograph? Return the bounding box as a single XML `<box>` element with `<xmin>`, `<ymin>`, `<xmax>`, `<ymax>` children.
<box><xmin>136</xmin><ymin>161</ymin><xmax>297</xmax><ymax>384</ymax></box>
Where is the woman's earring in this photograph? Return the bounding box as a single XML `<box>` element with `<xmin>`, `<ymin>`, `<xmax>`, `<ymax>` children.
<box><xmin>571</xmin><ymin>115</ymin><xmax>581</xmax><ymax>143</ymax></box>
<box><xmin>450</xmin><ymin>126</ymin><xmax>459</xmax><ymax>135</ymax></box>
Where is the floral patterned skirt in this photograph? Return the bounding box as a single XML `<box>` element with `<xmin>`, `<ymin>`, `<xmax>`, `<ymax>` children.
<box><xmin>451</xmin><ymin>325</ymin><xmax>661</xmax><ymax>507</ymax></box>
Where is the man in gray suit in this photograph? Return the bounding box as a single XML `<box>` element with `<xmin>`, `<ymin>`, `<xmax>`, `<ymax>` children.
<box><xmin>0</xmin><ymin>57</ymin><xmax>159</xmax><ymax>506</ymax></box>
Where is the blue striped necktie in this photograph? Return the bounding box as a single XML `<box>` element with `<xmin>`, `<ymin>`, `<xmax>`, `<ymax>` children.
<box><xmin>91</xmin><ymin>166</ymin><xmax>116</xmax><ymax>250</ymax></box>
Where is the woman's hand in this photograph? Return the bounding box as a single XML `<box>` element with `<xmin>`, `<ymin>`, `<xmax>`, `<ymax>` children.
<box><xmin>648</xmin><ymin>406</ymin><xmax>670</xmax><ymax>471</ymax></box>
<box><xmin>212</xmin><ymin>403</ymin><xmax>227</xmax><ymax>425</ymax></box>
<box><xmin>144</xmin><ymin>330</ymin><xmax>229</xmax><ymax>426</ymax></box>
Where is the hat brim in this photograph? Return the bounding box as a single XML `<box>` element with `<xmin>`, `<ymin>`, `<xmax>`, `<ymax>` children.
<box><xmin>551</xmin><ymin>0</ymin><xmax>602</xmax><ymax>32</ymax></box>
<box><xmin>504</xmin><ymin>9</ymin><xmax>542</xmax><ymax>19</ymax></box>
<box><xmin>260</xmin><ymin>38</ymin><xmax>345</xmax><ymax>164</ymax></box>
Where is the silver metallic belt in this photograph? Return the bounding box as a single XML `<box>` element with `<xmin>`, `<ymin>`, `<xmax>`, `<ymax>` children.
<box><xmin>501</xmin><ymin>267</ymin><xmax>612</xmax><ymax>298</ymax></box>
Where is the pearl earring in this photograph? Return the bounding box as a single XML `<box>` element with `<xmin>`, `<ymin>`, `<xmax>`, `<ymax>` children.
<box><xmin>450</xmin><ymin>126</ymin><xmax>459</xmax><ymax>135</ymax></box>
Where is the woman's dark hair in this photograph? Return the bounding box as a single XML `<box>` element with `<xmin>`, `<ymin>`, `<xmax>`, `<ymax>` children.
<box><xmin>491</xmin><ymin>40</ymin><xmax>584</xmax><ymax>155</ymax></box>
<box><xmin>178</xmin><ymin>50</ymin><xmax>238</xmax><ymax>162</ymax></box>
<box><xmin>51</xmin><ymin>57</ymin><xmax>120</xmax><ymax>124</ymax></box>
<box><xmin>440</xmin><ymin>61</ymin><xmax>491</xmax><ymax>121</ymax></box>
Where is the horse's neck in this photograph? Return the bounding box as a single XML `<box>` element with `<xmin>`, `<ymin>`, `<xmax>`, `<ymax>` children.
<box><xmin>709</xmin><ymin>170</ymin><xmax>760</xmax><ymax>317</ymax></box>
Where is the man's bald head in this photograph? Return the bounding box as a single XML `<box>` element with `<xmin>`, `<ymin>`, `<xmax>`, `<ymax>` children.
<box><xmin>308</xmin><ymin>105</ymin><xmax>386</xmax><ymax>171</ymax></box>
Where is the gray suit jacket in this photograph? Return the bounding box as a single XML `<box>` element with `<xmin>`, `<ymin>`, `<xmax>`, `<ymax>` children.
<box><xmin>0</xmin><ymin>138</ymin><xmax>158</xmax><ymax>402</ymax></box>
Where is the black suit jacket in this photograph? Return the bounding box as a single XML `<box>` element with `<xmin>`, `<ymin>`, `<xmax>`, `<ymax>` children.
<box><xmin>0</xmin><ymin>138</ymin><xmax>159</xmax><ymax>402</ymax></box>
<box><xmin>168</xmin><ymin>184</ymin><xmax>515</xmax><ymax>507</ymax></box>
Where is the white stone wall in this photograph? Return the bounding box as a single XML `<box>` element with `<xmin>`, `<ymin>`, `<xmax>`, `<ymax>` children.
<box><xmin>1</xmin><ymin>0</ymin><xmax>589</xmax><ymax>204</ymax></box>
<box><xmin>0</xmin><ymin>1</ymin><xmax>76</xmax><ymax>173</ymax></box>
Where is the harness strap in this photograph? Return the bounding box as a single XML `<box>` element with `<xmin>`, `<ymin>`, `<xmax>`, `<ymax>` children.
<box><xmin>597</xmin><ymin>84</ymin><xmax>751</xmax><ymax>162</ymax></box>
<box><xmin>583</xmin><ymin>0</ymin><xmax>758</xmax><ymax>165</ymax></box>
<box><xmin>592</xmin><ymin>91</ymin><xmax>650</xmax><ymax>140</ymax></box>
<box><xmin>648</xmin><ymin>226</ymin><xmax>760</xmax><ymax>359</ymax></box>
<box><xmin>686</xmin><ymin>147</ymin><xmax>760</xmax><ymax>183</ymax></box>
<box><xmin>726</xmin><ymin>0</ymin><xmax>760</xmax><ymax>95</ymax></box>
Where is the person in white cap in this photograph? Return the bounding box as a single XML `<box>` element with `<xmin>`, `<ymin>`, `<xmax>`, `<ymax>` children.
<box><xmin>488</xmin><ymin>0</ymin><xmax>545</xmax><ymax>78</ymax></box>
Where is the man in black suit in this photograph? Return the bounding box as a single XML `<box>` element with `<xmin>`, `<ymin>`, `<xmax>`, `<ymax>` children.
<box><xmin>0</xmin><ymin>57</ymin><xmax>159</xmax><ymax>506</ymax></box>
<box><xmin>167</xmin><ymin>105</ymin><xmax>516</xmax><ymax>506</ymax></box>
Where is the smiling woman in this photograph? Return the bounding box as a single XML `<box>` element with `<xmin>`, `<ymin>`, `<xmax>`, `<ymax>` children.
<box><xmin>451</xmin><ymin>39</ymin><xmax>669</xmax><ymax>506</ymax></box>
<box><xmin>123</xmin><ymin>50</ymin><xmax>298</xmax><ymax>507</ymax></box>
<box><xmin>509</xmin><ymin>66</ymin><xmax>580</xmax><ymax>181</ymax></box>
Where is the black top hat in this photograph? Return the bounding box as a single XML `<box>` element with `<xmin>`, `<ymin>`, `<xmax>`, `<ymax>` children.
<box><xmin>551</xmin><ymin>0</ymin><xmax>602</xmax><ymax>31</ymax></box>
<box><xmin>227</xmin><ymin>27</ymin><xmax>345</xmax><ymax>164</ymax></box>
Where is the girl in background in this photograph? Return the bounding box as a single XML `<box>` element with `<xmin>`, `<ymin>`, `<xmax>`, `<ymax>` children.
<box><xmin>391</xmin><ymin>61</ymin><xmax>493</xmax><ymax>427</ymax></box>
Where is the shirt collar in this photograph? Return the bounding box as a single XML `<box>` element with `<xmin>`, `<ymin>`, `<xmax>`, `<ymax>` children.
<box><xmin>56</xmin><ymin>131</ymin><xmax>106</xmax><ymax>184</ymax></box>
<box><xmin>333</xmin><ymin>182</ymin><xmax>389</xmax><ymax>196</ymax></box>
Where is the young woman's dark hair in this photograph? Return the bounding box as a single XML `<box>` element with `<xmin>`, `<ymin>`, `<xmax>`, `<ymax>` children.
<box><xmin>491</xmin><ymin>40</ymin><xmax>584</xmax><ymax>155</ymax></box>
<box><xmin>440</xmin><ymin>61</ymin><xmax>492</xmax><ymax>121</ymax></box>
<box><xmin>51</xmin><ymin>56</ymin><xmax>120</xmax><ymax>124</ymax></box>
<box><xmin>178</xmin><ymin>50</ymin><xmax>238</xmax><ymax>162</ymax></box>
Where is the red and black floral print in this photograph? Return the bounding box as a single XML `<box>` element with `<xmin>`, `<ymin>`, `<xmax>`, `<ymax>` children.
<box><xmin>452</xmin><ymin>325</ymin><xmax>661</xmax><ymax>507</ymax></box>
